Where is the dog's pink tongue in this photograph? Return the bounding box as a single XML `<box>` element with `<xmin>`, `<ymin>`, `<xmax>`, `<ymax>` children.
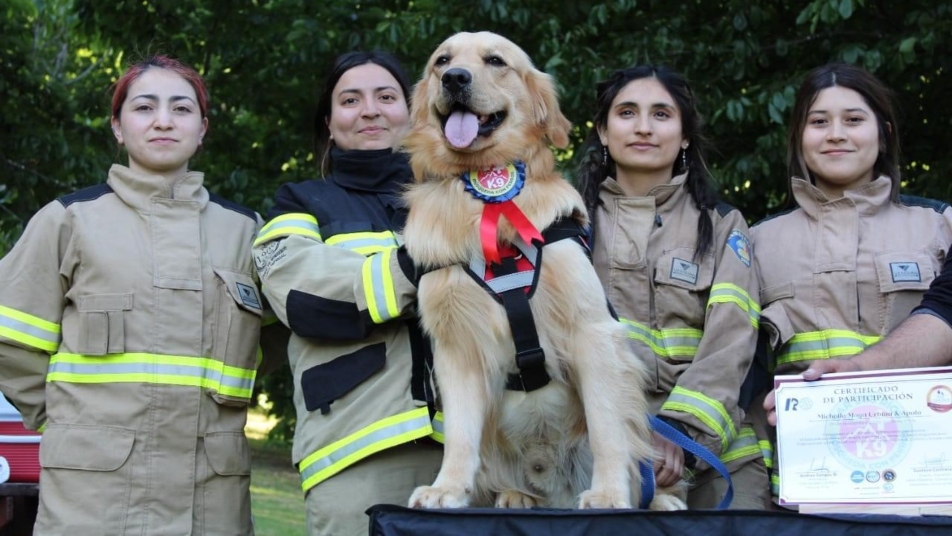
<box><xmin>445</xmin><ymin>110</ymin><xmax>479</xmax><ymax>148</ymax></box>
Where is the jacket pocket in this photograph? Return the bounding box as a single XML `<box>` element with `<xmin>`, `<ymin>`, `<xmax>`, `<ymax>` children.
<box><xmin>653</xmin><ymin>249</ymin><xmax>714</xmax><ymax>334</ymax></box>
<box><xmin>40</xmin><ymin>423</ymin><xmax>135</xmax><ymax>470</ymax></box>
<box><xmin>76</xmin><ymin>293</ymin><xmax>134</xmax><ymax>355</ymax></box>
<box><xmin>38</xmin><ymin>424</ymin><xmax>137</xmax><ymax>533</ymax></box>
<box><xmin>211</xmin><ymin>268</ymin><xmax>263</xmax><ymax>406</ymax></box>
<box><xmin>200</xmin><ymin>431</ymin><xmax>254</xmax><ymax>535</ymax></box>
<box><xmin>205</xmin><ymin>430</ymin><xmax>252</xmax><ymax>476</ymax></box>
<box><xmin>301</xmin><ymin>343</ymin><xmax>386</xmax><ymax>414</ymax></box>
<box><xmin>875</xmin><ymin>251</ymin><xmax>936</xmax><ymax>328</ymax></box>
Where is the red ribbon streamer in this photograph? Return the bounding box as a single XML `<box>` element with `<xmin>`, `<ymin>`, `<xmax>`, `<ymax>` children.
<box><xmin>479</xmin><ymin>200</ymin><xmax>544</xmax><ymax>265</ymax></box>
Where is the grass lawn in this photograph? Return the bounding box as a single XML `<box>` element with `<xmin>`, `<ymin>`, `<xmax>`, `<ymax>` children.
<box><xmin>247</xmin><ymin>404</ymin><xmax>307</xmax><ymax>535</ymax></box>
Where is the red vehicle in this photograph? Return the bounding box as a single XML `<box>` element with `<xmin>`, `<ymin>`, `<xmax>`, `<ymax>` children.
<box><xmin>0</xmin><ymin>396</ymin><xmax>39</xmax><ymax>535</ymax></box>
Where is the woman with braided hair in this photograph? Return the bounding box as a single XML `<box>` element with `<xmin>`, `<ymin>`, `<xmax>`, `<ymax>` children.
<box><xmin>577</xmin><ymin>64</ymin><xmax>769</xmax><ymax>509</ymax></box>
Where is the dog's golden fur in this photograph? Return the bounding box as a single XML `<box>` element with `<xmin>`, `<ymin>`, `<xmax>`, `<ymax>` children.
<box><xmin>402</xmin><ymin>31</ymin><xmax>686</xmax><ymax>510</ymax></box>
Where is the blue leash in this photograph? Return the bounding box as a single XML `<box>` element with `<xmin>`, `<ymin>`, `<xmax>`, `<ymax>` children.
<box><xmin>643</xmin><ymin>416</ymin><xmax>734</xmax><ymax>510</ymax></box>
<box><xmin>637</xmin><ymin>459</ymin><xmax>655</xmax><ymax>508</ymax></box>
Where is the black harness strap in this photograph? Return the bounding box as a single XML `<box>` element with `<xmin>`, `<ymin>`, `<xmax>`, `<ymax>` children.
<box><xmin>461</xmin><ymin>217</ymin><xmax>589</xmax><ymax>392</ymax></box>
<box><xmin>492</xmin><ymin>255</ymin><xmax>552</xmax><ymax>392</ymax></box>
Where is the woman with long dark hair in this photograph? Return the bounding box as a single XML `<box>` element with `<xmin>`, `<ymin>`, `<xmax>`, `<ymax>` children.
<box><xmin>578</xmin><ymin>65</ymin><xmax>768</xmax><ymax>509</ymax></box>
<box><xmin>253</xmin><ymin>51</ymin><xmax>442</xmax><ymax>535</ymax></box>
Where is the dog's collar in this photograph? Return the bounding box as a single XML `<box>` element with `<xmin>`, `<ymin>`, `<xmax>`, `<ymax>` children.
<box><xmin>460</xmin><ymin>161</ymin><xmax>526</xmax><ymax>203</ymax></box>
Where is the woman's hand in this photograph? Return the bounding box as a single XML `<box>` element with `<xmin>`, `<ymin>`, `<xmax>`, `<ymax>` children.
<box><xmin>652</xmin><ymin>431</ymin><xmax>685</xmax><ymax>487</ymax></box>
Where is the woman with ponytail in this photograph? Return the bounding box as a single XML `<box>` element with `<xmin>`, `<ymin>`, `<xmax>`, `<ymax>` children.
<box><xmin>578</xmin><ymin>65</ymin><xmax>768</xmax><ymax>509</ymax></box>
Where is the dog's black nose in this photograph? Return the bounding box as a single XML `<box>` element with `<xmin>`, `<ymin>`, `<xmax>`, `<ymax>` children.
<box><xmin>441</xmin><ymin>68</ymin><xmax>472</xmax><ymax>93</ymax></box>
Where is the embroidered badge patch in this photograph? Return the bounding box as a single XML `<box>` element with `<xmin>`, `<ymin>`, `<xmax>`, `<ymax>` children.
<box><xmin>461</xmin><ymin>162</ymin><xmax>525</xmax><ymax>203</ymax></box>
<box><xmin>890</xmin><ymin>262</ymin><xmax>921</xmax><ymax>283</ymax></box>
<box><xmin>236</xmin><ymin>282</ymin><xmax>262</xmax><ymax>310</ymax></box>
<box><xmin>670</xmin><ymin>258</ymin><xmax>700</xmax><ymax>285</ymax></box>
<box><xmin>727</xmin><ymin>229</ymin><xmax>751</xmax><ymax>267</ymax></box>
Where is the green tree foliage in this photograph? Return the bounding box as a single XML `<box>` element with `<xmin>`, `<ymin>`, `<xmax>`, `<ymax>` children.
<box><xmin>3</xmin><ymin>0</ymin><xmax>951</xmax><ymax>438</ymax></box>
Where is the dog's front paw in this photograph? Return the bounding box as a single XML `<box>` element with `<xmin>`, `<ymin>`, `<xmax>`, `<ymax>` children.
<box><xmin>578</xmin><ymin>489</ymin><xmax>631</xmax><ymax>509</ymax></box>
<box><xmin>408</xmin><ymin>484</ymin><xmax>471</xmax><ymax>509</ymax></box>
<box><xmin>495</xmin><ymin>490</ymin><xmax>540</xmax><ymax>509</ymax></box>
<box><xmin>648</xmin><ymin>492</ymin><xmax>688</xmax><ymax>511</ymax></box>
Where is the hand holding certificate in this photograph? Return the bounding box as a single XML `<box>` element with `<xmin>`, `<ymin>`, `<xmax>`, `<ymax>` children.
<box><xmin>775</xmin><ymin>366</ymin><xmax>952</xmax><ymax>506</ymax></box>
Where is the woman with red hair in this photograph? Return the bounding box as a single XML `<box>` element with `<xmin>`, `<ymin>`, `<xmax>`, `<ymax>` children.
<box><xmin>0</xmin><ymin>55</ymin><xmax>264</xmax><ymax>535</ymax></box>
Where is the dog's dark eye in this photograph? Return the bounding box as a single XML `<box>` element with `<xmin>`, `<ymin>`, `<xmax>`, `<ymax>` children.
<box><xmin>485</xmin><ymin>55</ymin><xmax>507</xmax><ymax>67</ymax></box>
<box><xmin>435</xmin><ymin>55</ymin><xmax>450</xmax><ymax>66</ymax></box>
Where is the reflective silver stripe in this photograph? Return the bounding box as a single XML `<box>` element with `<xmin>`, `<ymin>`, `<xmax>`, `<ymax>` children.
<box><xmin>47</xmin><ymin>356</ymin><xmax>254</xmax><ymax>396</ymax></box>
<box><xmin>468</xmin><ymin>232</ymin><xmax>541</xmax><ymax>293</ymax></box>
<box><xmin>708</xmin><ymin>284</ymin><xmax>760</xmax><ymax>327</ymax></box>
<box><xmin>0</xmin><ymin>314</ymin><xmax>60</xmax><ymax>350</ymax></box>
<box><xmin>485</xmin><ymin>271</ymin><xmax>534</xmax><ymax>293</ymax></box>
<box><xmin>760</xmin><ymin>440</ymin><xmax>774</xmax><ymax>469</ymax></box>
<box><xmin>431</xmin><ymin>414</ymin><xmax>444</xmax><ymax>437</ymax></box>
<box><xmin>363</xmin><ymin>250</ymin><xmax>400</xmax><ymax>324</ymax></box>
<box><xmin>778</xmin><ymin>331</ymin><xmax>879</xmax><ymax>365</ymax></box>
<box><xmin>261</xmin><ymin>218</ymin><xmax>317</xmax><ymax>235</ymax></box>
<box><xmin>254</xmin><ymin>213</ymin><xmax>321</xmax><ymax>246</ymax></box>
<box><xmin>299</xmin><ymin>411</ymin><xmax>432</xmax><ymax>487</ymax></box>
<box><xmin>661</xmin><ymin>387</ymin><xmax>735</xmax><ymax>450</ymax></box>
<box><xmin>719</xmin><ymin>428</ymin><xmax>761</xmax><ymax>463</ymax></box>
<box><xmin>620</xmin><ymin>319</ymin><xmax>702</xmax><ymax>360</ymax></box>
<box><xmin>326</xmin><ymin>232</ymin><xmax>399</xmax><ymax>254</ymax></box>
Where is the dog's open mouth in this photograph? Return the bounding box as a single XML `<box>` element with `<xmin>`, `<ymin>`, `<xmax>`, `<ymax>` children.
<box><xmin>440</xmin><ymin>105</ymin><xmax>507</xmax><ymax>149</ymax></box>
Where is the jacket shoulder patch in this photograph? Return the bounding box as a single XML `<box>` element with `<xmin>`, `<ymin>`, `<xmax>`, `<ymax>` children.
<box><xmin>727</xmin><ymin>229</ymin><xmax>751</xmax><ymax>267</ymax></box>
<box><xmin>57</xmin><ymin>184</ymin><xmax>113</xmax><ymax>207</ymax></box>
<box><xmin>209</xmin><ymin>193</ymin><xmax>257</xmax><ymax>222</ymax></box>
<box><xmin>899</xmin><ymin>194</ymin><xmax>950</xmax><ymax>214</ymax></box>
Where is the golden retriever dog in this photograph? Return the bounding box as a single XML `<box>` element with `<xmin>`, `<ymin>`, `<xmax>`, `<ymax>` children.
<box><xmin>402</xmin><ymin>31</ymin><xmax>686</xmax><ymax>511</ymax></box>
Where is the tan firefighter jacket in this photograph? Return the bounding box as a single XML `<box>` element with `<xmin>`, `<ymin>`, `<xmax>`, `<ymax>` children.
<box><xmin>592</xmin><ymin>173</ymin><xmax>763</xmax><ymax>472</ymax></box>
<box><xmin>752</xmin><ymin>176</ymin><xmax>952</xmax><ymax>375</ymax></box>
<box><xmin>252</xmin><ymin>151</ymin><xmax>441</xmax><ymax>496</ymax></box>
<box><xmin>0</xmin><ymin>165</ymin><xmax>263</xmax><ymax>535</ymax></box>
<box><xmin>751</xmin><ymin>175</ymin><xmax>952</xmax><ymax>495</ymax></box>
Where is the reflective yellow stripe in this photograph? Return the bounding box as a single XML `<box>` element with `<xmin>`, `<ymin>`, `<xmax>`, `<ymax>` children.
<box><xmin>719</xmin><ymin>426</ymin><xmax>760</xmax><ymax>464</ymax></box>
<box><xmin>707</xmin><ymin>283</ymin><xmax>760</xmax><ymax>328</ymax></box>
<box><xmin>362</xmin><ymin>249</ymin><xmax>399</xmax><ymax>324</ymax></box>
<box><xmin>47</xmin><ymin>352</ymin><xmax>256</xmax><ymax>400</ymax></box>
<box><xmin>0</xmin><ymin>305</ymin><xmax>61</xmax><ymax>352</ymax></box>
<box><xmin>760</xmin><ymin>439</ymin><xmax>774</xmax><ymax>469</ymax></box>
<box><xmin>299</xmin><ymin>407</ymin><xmax>432</xmax><ymax>492</ymax></box>
<box><xmin>619</xmin><ymin>318</ymin><xmax>702</xmax><ymax>361</ymax></box>
<box><xmin>771</xmin><ymin>471</ymin><xmax>780</xmax><ymax>496</ymax></box>
<box><xmin>326</xmin><ymin>231</ymin><xmax>399</xmax><ymax>256</ymax></box>
<box><xmin>777</xmin><ymin>329</ymin><xmax>881</xmax><ymax>366</ymax></box>
<box><xmin>430</xmin><ymin>411</ymin><xmax>445</xmax><ymax>444</ymax></box>
<box><xmin>662</xmin><ymin>386</ymin><xmax>736</xmax><ymax>451</ymax></box>
<box><xmin>254</xmin><ymin>213</ymin><xmax>320</xmax><ymax>246</ymax></box>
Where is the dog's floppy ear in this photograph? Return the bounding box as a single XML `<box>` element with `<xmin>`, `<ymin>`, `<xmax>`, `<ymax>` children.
<box><xmin>525</xmin><ymin>68</ymin><xmax>571</xmax><ymax>149</ymax></box>
<box><xmin>409</xmin><ymin>69</ymin><xmax>432</xmax><ymax>128</ymax></box>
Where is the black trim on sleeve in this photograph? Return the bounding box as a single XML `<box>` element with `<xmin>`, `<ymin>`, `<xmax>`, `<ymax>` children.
<box><xmin>208</xmin><ymin>193</ymin><xmax>257</xmax><ymax>222</ymax></box>
<box><xmin>714</xmin><ymin>202</ymin><xmax>737</xmax><ymax>218</ymax></box>
<box><xmin>286</xmin><ymin>289</ymin><xmax>371</xmax><ymax>341</ymax></box>
<box><xmin>899</xmin><ymin>194</ymin><xmax>950</xmax><ymax>214</ymax></box>
<box><xmin>57</xmin><ymin>184</ymin><xmax>113</xmax><ymax>207</ymax></box>
<box><xmin>751</xmin><ymin>207</ymin><xmax>797</xmax><ymax>228</ymax></box>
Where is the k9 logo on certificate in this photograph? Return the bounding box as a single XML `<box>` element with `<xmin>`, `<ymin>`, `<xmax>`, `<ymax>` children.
<box><xmin>775</xmin><ymin>366</ymin><xmax>952</xmax><ymax>506</ymax></box>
